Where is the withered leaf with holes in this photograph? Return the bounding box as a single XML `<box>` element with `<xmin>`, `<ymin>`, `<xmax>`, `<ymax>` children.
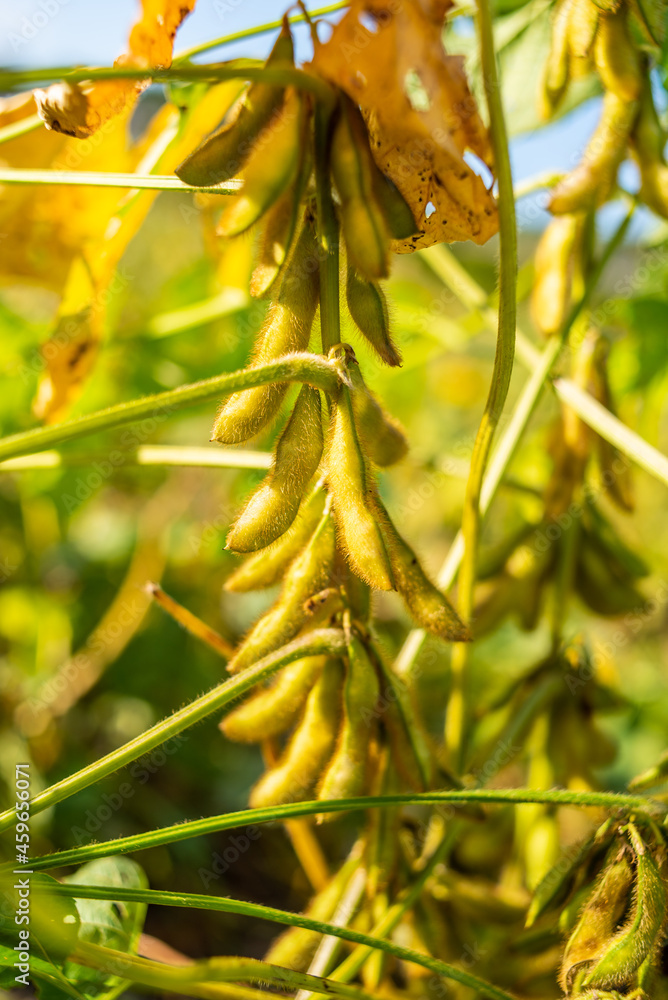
<box><xmin>34</xmin><ymin>0</ymin><xmax>196</xmax><ymax>138</ymax></box>
<box><xmin>310</xmin><ymin>0</ymin><xmax>498</xmax><ymax>248</ymax></box>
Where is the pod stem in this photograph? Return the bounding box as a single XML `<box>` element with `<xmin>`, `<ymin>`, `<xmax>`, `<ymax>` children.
<box><xmin>314</xmin><ymin>100</ymin><xmax>341</xmax><ymax>354</ymax></box>
<box><xmin>446</xmin><ymin>0</ymin><xmax>517</xmax><ymax>772</ymax></box>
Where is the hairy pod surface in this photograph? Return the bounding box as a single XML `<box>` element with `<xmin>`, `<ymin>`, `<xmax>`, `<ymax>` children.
<box><xmin>548</xmin><ymin>92</ymin><xmax>639</xmax><ymax>214</ymax></box>
<box><xmin>226</xmin><ymin>384</ymin><xmax>324</xmax><ymax>551</ymax></box>
<box><xmin>346</xmin><ymin>263</ymin><xmax>402</xmax><ymax>367</ymax></box>
<box><xmin>317</xmin><ymin>633</ymin><xmax>381</xmax><ymax>811</ymax></box>
<box><xmin>531</xmin><ymin>214</ymin><xmax>582</xmax><ymax>337</ymax></box>
<box><xmin>249</xmin><ymin>657</ymin><xmax>343</xmax><ymax>808</ymax></box>
<box><xmin>220</xmin><ymin>654</ymin><xmax>325</xmax><ymax>743</ymax></box>
<box><xmin>217</xmin><ymin>87</ymin><xmax>306</xmax><ymax>238</ymax></box>
<box><xmin>326</xmin><ymin>382</ymin><xmax>395</xmax><ymax>591</ymax></box>
<box><xmin>347</xmin><ymin>360</ymin><xmax>408</xmax><ymax>467</ymax></box>
<box><xmin>584</xmin><ymin>829</ymin><xmax>667</xmax><ymax>988</ymax></box>
<box><xmin>224</xmin><ymin>487</ymin><xmax>326</xmax><ymax>592</ymax></box>
<box><xmin>227</xmin><ymin>509</ymin><xmax>336</xmax><ymax>674</ymax></box>
<box><xmin>560</xmin><ymin>853</ymin><xmax>635</xmax><ymax>991</ymax></box>
<box><xmin>330</xmin><ymin>99</ymin><xmax>390</xmax><ymax>280</ymax></box>
<box><xmin>175</xmin><ymin>19</ymin><xmax>295</xmax><ymax>187</ymax></box>
<box><xmin>250</xmin><ymin>142</ymin><xmax>312</xmax><ymax>298</ymax></box>
<box><xmin>211</xmin><ymin>219</ymin><xmax>320</xmax><ymax>444</ymax></box>
<box><xmin>377</xmin><ymin>502</ymin><xmax>470</xmax><ymax>641</ymax></box>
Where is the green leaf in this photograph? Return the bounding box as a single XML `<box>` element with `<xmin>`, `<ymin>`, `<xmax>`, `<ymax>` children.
<box><xmin>0</xmin><ymin>873</ymin><xmax>80</xmax><ymax>963</ymax></box>
<box><xmin>0</xmin><ymin>940</ymin><xmax>87</xmax><ymax>1000</ymax></box>
<box><xmin>62</xmin><ymin>857</ymin><xmax>147</xmax><ymax>1000</ymax></box>
<box><xmin>612</xmin><ymin>297</ymin><xmax>668</xmax><ymax>391</ymax></box>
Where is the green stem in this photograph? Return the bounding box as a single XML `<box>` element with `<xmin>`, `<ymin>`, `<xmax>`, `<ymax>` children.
<box><xmin>422</xmin><ymin>241</ymin><xmax>668</xmax><ymax>486</ymax></box>
<box><xmin>0</xmin><ymin>355</ymin><xmax>341</xmax><ymax>464</ymax></box>
<box><xmin>0</xmin><ymin>113</ymin><xmax>42</xmax><ymax>145</ymax></box>
<box><xmin>446</xmin><ymin>0</ymin><xmax>517</xmax><ymax>770</ymax></box>
<box><xmin>0</xmin><ymin>64</ymin><xmax>334</xmax><ymax>101</ymax></box>
<box><xmin>329</xmin><ymin>824</ymin><xmax>456</xmax><ymax>983</ymax></box>
<box><xmin>0</xmin><ymin>445</ymin><xmax>272</xmax><ymax>473</ymax></box>
<box><xmin>314</xmin><ymin>102</ymin><xmax>340</xmax><ymax>354</ymax></box>
<box><xmin>0</xmin><ymin>629</ymin><xmax>345</xmax><ymax>833</ymax></box>
<box><xmin>0</xmin><ymin>169</ymin><xmax>240</xmax><ymax>192</ymax></box>
<box><xmin>17</xmin><ymin>789</ymin><xmax>662</xmax><ymax>874</ymax></box>
<box><xmin>394</xmin><ymin>207</ymin><xmax>635</xmax><ymax>683</ymax></box>
<box><xmin>72</xmin><ymin>941</ymin><xmax>379</xmax><ymax>1000</ymax></box>
<box><xmin>174</xmin><ymin>3</ymin><xmax>350</xmax><ymax>63</ymax></box>
<box><xmin>47</xmin><ymin>885</ymin><xmax>518</xmax><ymax>1000</ymax></box>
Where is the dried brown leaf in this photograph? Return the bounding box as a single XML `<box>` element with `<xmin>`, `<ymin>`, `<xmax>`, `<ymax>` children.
<box><xmin>310</xmin><ymin>0</ymin><xmax>498</xmax><ymax>248</ymax></box>
<box><xmin>34</xmin><ymin>0</ymin><xmax>196</xmax><ymax>138</ymax></box>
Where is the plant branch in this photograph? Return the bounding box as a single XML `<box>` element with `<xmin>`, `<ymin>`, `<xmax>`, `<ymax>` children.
<box><xmin>0</xmin><ymin>113</ymin><xmax>43</xmax><ymax>145</ymax></box>
<box><xmin>19</xmin><ymin>788</ymin><xmax>663</xmax><ymax>874</ymax></box>
<box><xmin>0</xmin><ymin>169</ymin><xmax>240</xmax><ymax>192</ymax></box>
<box><xmin>314</xmin><ymin>102</ymin><xmax>341</xmax><ymax>354</ymax></box>
<box><xmin>47</xmin><ymin>885</ymin><xmax>519</xmax><ymax>1000</ymax></box>
<box><xmin>394</xmin><ymin>208</ymin><xmax>634</xmax><ymax>681</ymax></box>
<box><xmin>0</xmin><ymin>355</ymin><xmax>343</xmax><ymax>464</ymax></box>
<box><xmin>0</xmin><ymin>445</ymin><xmax>272</xmax><ymax>473</ymax></box>
<box><xmin>0</xmin><ymin>64</ymin><xmax>334</xmax><ymax>101</ymax></box>
<box><xmin>446</xmin><ymin>0</ymin><xmax>517</xmax><ymax>769</ymax></box>
<box><xmin>0</xmin><ymin>629</ymin><xmax>346</xmax><ymax>833</ymax></box>
<box><xmin>71</xmin><ymin>941</ymin><xmax>380</xmax><ymax>1000</ymax></box>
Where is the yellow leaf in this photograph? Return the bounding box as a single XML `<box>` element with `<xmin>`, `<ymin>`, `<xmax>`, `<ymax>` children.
<box><xmin>32</xmin><ymin>258</ymin><xmax>101</xmax><ymax>424</ymax></box>
<box><xmin>33</xmin><ymin>0</ymin><xmax>196</xmax><ymax>138</ymax></box>
<box><xmin>310</xmin><ymin>0</ymin><xmax>498</xmax><ymax>248</ymax></box>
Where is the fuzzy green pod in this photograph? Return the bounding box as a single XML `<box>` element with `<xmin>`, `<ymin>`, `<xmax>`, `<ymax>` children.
<box><xmin>224</xmin><ymin>488</ymin><xmax>326</xmax><ymax>592</ymax></box>
<box><xmin>371</xmin><ymin>170</ymin><xmax>418</xmax><ymax>242</ymax></box>
<box><xmin>175</xmin><ymin>19</ymin><xmax>295</xmax><ymax>187</ymax></box>
<box><xmin>249</xmin><ymin>658</ymin><xmax>343</xmax><ymax>808</ymax></box>
<box><xmin>226</xmin><ymin>384</ymin><xmax>324</xmax><ymax>552</ymax></box>
<box><xmin>346</xmin><ymin>359</ymin><xmax>408</xmax><ymax>468</ymax></box>
<box><xmin>549</xmin><ymin>92</ymin><xmax>639</xmax><ymax>214</ymax></box>
<box><xmin>220</xmin><ymin>655</ymin><xmax>325</xmax><ymax>743</ymax></box>
<box><xmin>326</xmin><ymin>381</ymin><xmax>394</xmax><ymax>592</ymax></box>
<box><xmin>211</xmin><ymin>219</ymin><xmax>320</xmax><ymax>444</ymax></box>
<box><xmin>227</xmin><ymin>509</ymin><xmax>336</xmax><ymax>674</ymax></box>
<box><xmin>317</xmin><ymin>633</ymin><xmax>380</xmax><ymax>812</ymax></box>
<box><xmin>250</xmin><ymin>141</ymin><xmax>312</xmax><ymax>298</ymax></box>
<box><xmin>530</xmin><ymin>214</ymin><xmax>582</xmax><ymax>338</ymax></box>
<box><xmin>540</xmin><ymin>0</ymin><xmax>572</xmax><ymax>119</ymax></box>
<box><xmin>584</xmin><ymin>828</ymin><xmax>667</xmax><ymax>989</ymax></box>
<box><xmin>560</xmin><ymin>852</ymin><xmax>635</xmax><ymax>992</ymax></box>
<box><xmin>217</xmin><ymin>86</ymin><xmax>306</xmax><ymax>238</ymax></box>
<box><xmin>345</xmin><ymin>264</ymin><xmax>401</xmax><ymax>367</ymax></box>
<box><xmin>330</xmin><ymin>99</ymin><xmax>390</xmax><ymax>281</ymax></box>
<box><xmin>376</xmin><ymin>502</ymin><xmax>470</xmax><ymax>641</ymax></box>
